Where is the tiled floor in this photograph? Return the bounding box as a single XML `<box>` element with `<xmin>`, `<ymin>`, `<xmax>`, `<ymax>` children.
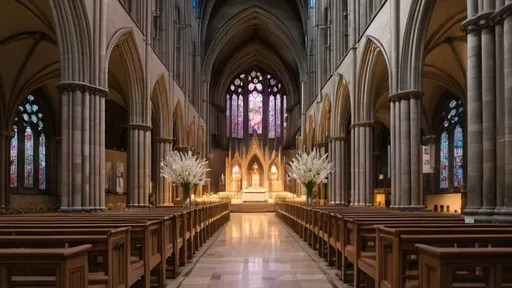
<box><xmin>177</xmin><ymin>213</ymin><xmax>340</xmax><ymax>288</ymax></box>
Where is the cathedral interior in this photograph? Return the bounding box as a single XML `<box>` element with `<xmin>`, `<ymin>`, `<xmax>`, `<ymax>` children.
<box><xmin>1</xmin><ymin>0</ymin><xmax>512</xmax><ymax>287</ymax></box>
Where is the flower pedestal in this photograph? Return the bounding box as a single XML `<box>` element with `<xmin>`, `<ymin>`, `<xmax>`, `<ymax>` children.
<box><xmin>304</xmin><ymin>181</ymin><xmax>315</xmax><ymax>207</ymax></box>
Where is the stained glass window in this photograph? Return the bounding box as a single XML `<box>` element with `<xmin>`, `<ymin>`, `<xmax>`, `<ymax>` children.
<box><xmin>440</xmin><ymin>131</ymin><xmax>448</xmax><ymax>189</ymax></box>
<box><xmin>226</xmin><ymin>95</ymin><xmax>230</xmax><ymax>134</ymax></box>
<box><xmin>11</xmin><ymin>93</ymin><xmax>46</xmax><ymax>190</ymax></box>
<box><xmin>39</xmin><ymin>133</ymin><xmax>46</xmax><ymax>190</ymax></box>
<box><xmin>453</xmin><ymin>124</ymin><xmax>463</xmax><ymax>187</ymax></box>
<box><xmin>231</xmin><ymin>95</ymin><xmax>238</xmax><ymax>137</ymax></box>
<box><xmin>24</xmin><ymin>126</ymin><xmax>34</xmax><ymax>188</ymax></box>
<box><xmin>237</xmin><ymin>96</ymin><xmax>243</xmax><ymax>137</ymax></box>
<box><xmin>269</xmin><ymin>96</ymin><xmax>276</xmax><ymax>138</ymax></box>
<box><xmin>249</xmin><ymin>92</ymin><xmax>263</xmax><ymax>134</ymax></box>
<box><xmin>10</xmin><ymin>126</ymin><xmax>17</xmax><ymax>187</ymax></box>
<box><xmin>276</xmin><ymin>94</ymin><xmax>281</xmax><ymax>137</ymax></box>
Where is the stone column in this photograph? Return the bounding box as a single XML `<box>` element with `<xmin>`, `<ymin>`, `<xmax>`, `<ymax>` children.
<box><xmin>499</xmin><ymin>3</ymin><xmax>512</xmax><ymax>217</ymax></box>
<box><xmin>333</xmin><ymin>136</ymin><xmax>344</xmax><ymax>204</ymax></box>
<box><xmin>350</xmin><ymin>131</ymin><xmax>355</xmax><ymax>205</ymax></box>
<box><xmin>156</xmin><ymin>137</ymin><xmax>173</xmax><ymax>206</ymax></box>
<box><xmin>328</xmin><ymin>139</ymin><xmax>333</xmax><ymax>203</ymax></box>
<box><xmin>351</xmin><ymin>122</ymin><xmax>374</xmax><ymax>205</ymax></box>
<box><xmin>58</xmin><ymin>83</ymin><xmax>107</xmax><ymax>211</ymax></box>
<box><xmin>481</xmin><ymin>6</ymin><xmax>497</xmax><ymax>216</ymax></box>
<box><xmin>352</xmin><ymin>126</ymin><xmax>360</xmax><ymax>205</ymax></box>
<box><xmin>389</xmin><ymin>90</ymin><xmax>424</xmax><ymax>210</ymax></box>
<box><xmin>0</xmin><ymin>131</ymin><xmax>14</xmax><ymax>209</ymax></box>
<box><xmin>127</xmin><ymin>124</ymin><xmax>152</xmax><ymax>207</ymax></box>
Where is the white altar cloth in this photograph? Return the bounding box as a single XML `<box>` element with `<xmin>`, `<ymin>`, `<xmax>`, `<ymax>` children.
<box><xmin>242</xmin><ymin>187</ymin><xmax>268</xmax><ymax>202</ymax></box>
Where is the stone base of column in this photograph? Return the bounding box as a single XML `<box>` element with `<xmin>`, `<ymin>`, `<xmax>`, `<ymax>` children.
<box><xmin>127</xmin><ymin>204</ymin><xmax>152</xmax><ymax>208</ymax></box>
<box><xmin>478</xmin><ymin>206</ymin><xmax>496</xmax><ymax>216</ymax></box>
<box><xmin>463</xmin><ymin>206</ymin><xmax>483</xmax><ymax>215</ymax></box>
<box><xmin>157</xmin><ymin>204</ymin><xmax>175</xmax><ymax>207</ymax></box>
<box><xmin>391</xmin><ymin>205</ymin><xmax>427</xmax><ymax>212</ymax></box>
<box><xmin>493</xmin><ymin>207</ymin><xmax>512</xmax><ymax>223</ymax></box>
<box><xmin>59</xmin><ymin>207</ymin><xmax>105</xmax><ymax>212</ymax></box>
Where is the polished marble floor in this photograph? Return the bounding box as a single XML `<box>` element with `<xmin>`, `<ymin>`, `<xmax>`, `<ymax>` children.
<box><xmin>178</xmin><ymin>213</ymin><xmax>339</xmax><ymax>288</ymax></box>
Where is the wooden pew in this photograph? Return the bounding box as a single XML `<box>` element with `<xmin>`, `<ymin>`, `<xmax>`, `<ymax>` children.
<box><xmin>415</xmin><ymin>244</ymin><xmax>512</xmax><ymax>288</ymax></box>
<box><xmin>372</xmin><ymin>224</ymin><xmax>512</xmax><ymax>288</ymax></box>
<box><xmin>0</xmin><ymin>245</ymin><xmax>92</xmax><ymax>288</ymax></box>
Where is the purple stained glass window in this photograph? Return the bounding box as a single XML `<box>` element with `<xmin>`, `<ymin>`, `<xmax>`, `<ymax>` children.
<box><xmin>237</xmin><ymin>96</ymin><xmax>243</xmax><ymax>137</ymax></box>
<box><xmin>269</xmin><ymin>96</ymin><xmax>276</xmax><ymax>138</ymax></box>
<box><xmin>39</xmin><ymin>133</ymin><xmax>46</xmax><ymax>190</ymax></box>
<box><xmin>440</xmin><ymin>131</ymin><xmax>448</xmax><ymax>189</ymax></box>
<box><xmin>248</xmin><ymin>92</ymin><xmax>263</xmax><ymax>134</ymax></box>
<box><xmin>231</xmin><ymin>95</ymin><xmax>238</xmax><ymax>137</ymax></box>
<box><xmin>10</xmin><ymin>126</ymin><xmax>17</xmax><ymax>187</ymax></box>
<box><xmin>276</xmin><ymin>94</ymin><xmax>281</xmax><ymax>137</ymax></box>
<box><xmin>226</xmin><ymin>95</ymin><xmax>230</xmax><ymax>135</ymax></box>
<box><xmin>453</xmin><ymin>124</ymin><xmax>463</xmax><ymax>187</ymax></box>
<box><xmin>24</xmin><ymin>126</ymin><xmax>34</xmax><ymax>188</ymax></box>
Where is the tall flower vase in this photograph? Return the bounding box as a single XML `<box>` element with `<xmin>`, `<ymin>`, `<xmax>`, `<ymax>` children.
<box><xmin>182</xmin><ymin>182</ymin><xmax>192</xmax><ymax>207</ymax></box>
<box><xmin>304</xmin><ymin>181</ymin><xmax>315</xmax><ymax>207</ymax></box>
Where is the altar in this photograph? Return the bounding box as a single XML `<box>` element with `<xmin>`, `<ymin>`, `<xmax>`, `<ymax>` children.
<box><xmin>242</xmin><ymin>187</ymin><xmax>268</xmax><ymax>202</ymax></box>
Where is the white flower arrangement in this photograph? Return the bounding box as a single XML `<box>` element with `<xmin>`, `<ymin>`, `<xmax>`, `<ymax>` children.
<box><xmin>160</xmin><ymin>150</ymin><xmax>210</xmax><ymax>187</ymax></box>
<box><xmin>287</xmin><ymin>148</ymin><xmax>334</xmax><ymax>186</ymax></box>
<box><xmin>287</xmin><ymin>148</ymin><xmax>334</xmax><ymax>205</ymax></box>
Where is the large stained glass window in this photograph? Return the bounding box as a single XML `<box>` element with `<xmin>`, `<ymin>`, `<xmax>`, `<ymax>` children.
<box><xmin>226</xmin><ymin>70</ymin><xmax>286</xmax><ymax>139</ymax></box>
<box><xmin>453</xmin><ymin>124</ymin><xmax>463</xmax><ymax>187</ymax></box>
<box><xmin>10</xmin><ymin>126</ymin><xmax>17</xmax><ymax>187</ymax></box>
<box><xmin>24</xmin><ymin>126</ymin><xmax>34</xmax><ymax>188</ymax></box>
<box><xmin>440</xmin><ymin>131</ymin><xmax>448</xmax><ymax>189</ymax></box>
<box><xmin>39</xmin><ymin>133</ymin><xmax>46</xmax><ymax>190</ymax></box>
<box><xmin>438</xmin><ymin>99</ymin><xmax>464</xmax><ymax>189</ymax></box>
<box><xmin>10</xmin><ymin>93</ymin><xmax>47</xmax><ymax>190</ymax></box>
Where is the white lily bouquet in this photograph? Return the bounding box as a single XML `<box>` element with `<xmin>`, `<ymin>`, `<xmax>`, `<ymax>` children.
<box><xmin>287</xmin><ymin>148</ymin><xmax>334</xmax><ymax>206</ymax></box>
<box><xmin>160</xmin><ymin>150</ymin><xmax>210</xmax><ymax>207</ymax></box>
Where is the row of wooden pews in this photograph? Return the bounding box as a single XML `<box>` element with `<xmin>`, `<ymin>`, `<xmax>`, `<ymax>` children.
<box><xmin>276</xmin><ymin>202</ymin><xmax>512</xmax><ymax>288</ymax></box>
<box><xmin>0</xmin><ymin>201</ymin><xmax>230</xmax><ymax>288</ymax></box>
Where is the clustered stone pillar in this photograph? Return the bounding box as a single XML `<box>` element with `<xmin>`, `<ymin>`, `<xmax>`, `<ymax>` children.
<box><xmin>59</xmin><ymin>83</ymin><xmax>107</xmax><ymax>211</ymax></box>
<box><xmin>462</xmin><ymin>1</ymin><xmax>512</xmax><ymax>220</ymax></box>
<box><xmin>127</xmin><ymin>124</ymin><xmax>152</xmax><ymax>207</ymax></box>
<box><xmin>328</xmin><ymin>139</ymin><xmax>334</xmax><ymax>203</ymax></box>
<box><xmin>156</xmin><ymin>137</ymin><xmax>173</xmax><ymax>206</ymax></box>
<box><xmin>0</xmin><ymin>131</ymin><xmax>14</xmax><ymax>208</ymax></box>
<box><xmin>389</xmin><ymin>91</ymin><xmax>423</xmax><ymax>210</ymax></box>
<box><xmin>331</xmin><ymin>136</ymin><xmax>349</xmax><ymax>205</ymax></box>
<box><xmin>350</xmin><ymin>122</ymin><xmax>373</xmax><ymax>206</ymax></box>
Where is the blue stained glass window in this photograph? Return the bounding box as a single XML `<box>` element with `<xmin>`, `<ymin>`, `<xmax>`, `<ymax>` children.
<box><xmin>276</xmin><ymin>94</ymin><xmax>281</xmax><ymax>137</ymax></box>
<box><xmin>10</xmin><ymin>126</ymin><xmax>17</xmax><ymax>187</ymax></box>
<box><xmin>440</xmin><ymin>131</ymin><xmax>448</xmax><ymax>189</ymax></box>
<box><xmin>39</xmin><ymin>133</ymin><xmax>46</xmax><ymax>190</ymax></box>
<box><xmin>309</xmin><ymin>0</ymin><xmax>315</xmax><ymax>8</ymax></box>
<box><xmin>453</xmin><ymin>125</ymin><xmax>463</xmax><ymax>187</ymax></box>
<box><xmin>231</xmin><ymin>95</ymin><xmax>238</xmax><ymax>137</ymax></box>
<box><xmin>24</xmin><ymin>126</ymin><xmax>34</xmax><ymax>188</ymax></box>
<box><xmin>269</xmin><ymin>96</ymin><xmax>276</xmax><ymax>138</ymax></box>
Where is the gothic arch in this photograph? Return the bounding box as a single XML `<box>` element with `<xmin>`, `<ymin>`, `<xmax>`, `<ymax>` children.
<box><xmin>317</xmin><ymin>95</ymin><xmax>331</xmax><ymax>143</ymax></box>
<box><xmin>334</xmin><ymin>75</ymin><xmax>351</xmax><ymax>137</ymax></box>
<box><xmin>150</xmin><ymin>75</ymin><xmax>171</xmax><ymax>138</ymax></box>
<box><xmin>106</xmin><ymin>28</ymin><xmax>147</xmax><ymax>124</ymax></box>
<box><xmin>173</xmin><ymin>100</ymin><xmax>185</xmax><ymax>147</ymax></box>
<box><xmin>356</xmin><ymin>36</ymin><xmax>392</xmax><ymax>123</ymax></box>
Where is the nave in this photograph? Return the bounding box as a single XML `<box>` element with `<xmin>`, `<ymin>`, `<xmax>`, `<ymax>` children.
<box><xmin>173</xmin><ymin>213</ymin><xmax>344</xmax><ymax>288</ymax></box>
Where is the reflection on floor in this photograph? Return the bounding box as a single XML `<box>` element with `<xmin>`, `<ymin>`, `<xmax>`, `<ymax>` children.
<box><xmin>177</xmin><ymin>213</ymin><xmax>339</xmax><ymax>288</ymax></box>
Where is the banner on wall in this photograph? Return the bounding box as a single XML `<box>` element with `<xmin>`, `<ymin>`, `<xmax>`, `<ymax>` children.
<box><xmin>423</xmin><ymin>145</ymin><xmax>434</xmax><ymax>173</ymax></box>
<box><xmin>106</xmin><ymin>162</ymin><xmax>112</xmax><ymax>192</ymax></box>
<box><xmin>116</xmin><ymin>162</ymin><xmax>124</xmax><ymax>193</ymax></box>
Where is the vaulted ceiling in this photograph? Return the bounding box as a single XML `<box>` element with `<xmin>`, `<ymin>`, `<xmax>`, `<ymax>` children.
<box><xmin>201</xmin><ymin>0</ymin><xmax>307</xmax><ymax>104</ymax></box>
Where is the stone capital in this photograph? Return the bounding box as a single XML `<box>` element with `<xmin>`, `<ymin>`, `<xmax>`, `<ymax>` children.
<box><xmin>461</xmin><ymin>11</ymin><xmax>494</xmax><ymax>34</ymax></box>
<box><xmin>422</xmin><ymin>135</ymin><xmax>436</xmax><ymax>144</ymax></box>
<box><xmin>156</xmin><ymin>137</ymin><xmax>174</xmax><ymax>144</ymax></box>
<box><xmin>330</xmin><ymin>136</ymin><xmax>347</xmax><ymax>141</ymax></box>
<box><xmin>58</xmin><ymin>81</ymin><xmax>108</xmax><ymax>98</ymax></box>
<box><xmin>126</xmin><ymin>123</ymin><xmax>152</xmax><ymax>131</ymax></box>
<box><xmin>350</xmin><ymin>121</ymin><xmax>375</xmax><ymax>129</ymax></box>
<box><xmin>491</xmin><ymin>3</ymin><xmax>512</xmax><ymax>24</ymax></box>
<box><xmin>389</xmin><ymin>90</ymin><xmax>424</xmax><ymax>102</ymax></box>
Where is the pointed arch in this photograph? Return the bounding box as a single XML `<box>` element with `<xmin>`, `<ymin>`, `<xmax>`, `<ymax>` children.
<box><xmin>106</xmin><ymin>28</ymin><xmax>147</xmax><ymax>124</ymax></box>
<box><xmin>150</xmin><ymin>75</ymin><xmax>171</xmax><ymax>138</ymax></box>
<box><xmin>334</xmin><ymin>75</ymin><xmax>351</xmax><ymax>137</ymax></box>
<box><xmin>317</xmin><ymin>94</ymin><xmax>331</xmax><ymax>143</ymax></box>
<box><xmin>356</xmin><ymin>36</ymin><xmax>391</xmax><ymax>122</ymax></box>
<box><xmin>173</xmin><ymin>100</ymin><xmax>185</xmax><ymax>147</ymax></box>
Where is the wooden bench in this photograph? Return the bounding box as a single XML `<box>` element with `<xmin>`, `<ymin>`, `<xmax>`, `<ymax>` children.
<box><xmin>0</xmin><ymin>245</ymin><xmax>92</xmax><ymax>288</ymax></box>
<box><xmin>415</xmin><ymin>244</ymin><xmax>512</xmax><ymax>288</ymax></box>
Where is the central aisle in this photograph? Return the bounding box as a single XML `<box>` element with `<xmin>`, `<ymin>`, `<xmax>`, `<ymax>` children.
<box><xmin>178</xmin><ymin>213</ymin><xmax>338</xmax><ymax>288</ymax></box>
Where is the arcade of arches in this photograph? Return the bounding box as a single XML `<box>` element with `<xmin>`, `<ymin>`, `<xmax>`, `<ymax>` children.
<box><xmin>0</xmin><ymin>0</ymin><xmax>511</xmax><ymax>222</ymax></box>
